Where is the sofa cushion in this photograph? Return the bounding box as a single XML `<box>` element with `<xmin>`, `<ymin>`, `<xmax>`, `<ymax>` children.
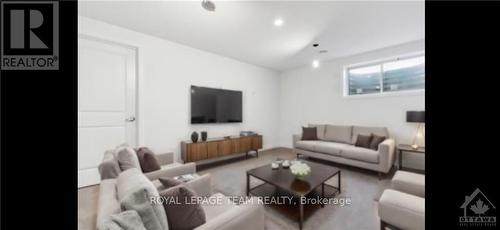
<box><xmin>116</xmin><ymin>168</ymin><xmax>169</xmax><ymax>230</ymax></box>
<box><xmin>308</xmin><ymin>124</ymin><xmax>326</xmax><ymax>140</ymax></box>
<box><xmin>159</xmin><ymin>185</ymin><xmax>206</xmax><ymax>230</ymax></box>
<box><xmin>342</xmin><ymin>146</ymin><xmax>379</xmax><ymax>163</ymax></box>
<box><xmin>99</xmin><ymin>150</ymin><xmax>121</xmax><ymax>180</ymax></box>
<box><xmin>120</xmin><ymin>188</ymin><xmax>167</xmax><ymax>230</ymax></box>
<box><xmin>114</xmin><ymin>143</ymin><xmax>132</xmax><ymax>158</ymax></box>
<box><xmin>116</xmin><ymin>168</ymin><xmax>154</xmax><ymax>201</ymax></box>
<box><xmin>314</xmin><ymin>142</ymin><xmax>351</xmax><ymax>156</ymax></box>
<box><xmin>116</xmin><ymin>146</ymin><xmax>141</xmax><ymax>171</ymax></box>
<box><xmin>201</xmin><ymin>193</ymin><xmax>236</xmax><ymax>221</ymax></box>
<box><xmin>301</xmin><ymin>127</ymin><xmax>318</xmax><ymax>140</ymax></box>
<box><xmin>136</xmin><ymin>147</ymin><xmax>161</xmax><ymax>173</ymax></box>
<box><xmin>159</xmin><ymin>162</ymin><xmax>183</xmax><ymax>170</ymax></box>
<box><xmin>98</xmin><ymin>219</ymin><xmax>122</xmax><ymax>230</ymax></box>
<box><xmin>98</xmin><ymin>210</ymin><xmax>146</xmax><ymax>230</ymax></box>
<box><xmin>351</xmin><ymin>126</ymin><xmax>389</xmax><ymax>144</ymax></box>
<box><xmin>354</xmin><ymin>134</ymin><xmax>372</xmax><ymax>149</ymax></box>
<box><xmin>324</xmin><ymin>125</ymin><xmax>353</xmax><ymax>144</ymax></box>
<box><xmin>295</xmin><ymin>141</ymin><xmax>322</xmax><ymax>152</ymax></box>
<box><xmin>369</xmin><ymin>134</ymin><xmax>386</xmax><ymax>150</ymax></box>
<box><xmin>97</xmin><ymin>179</ymin><xmax>121</xmax><ymax>228</ymax></box>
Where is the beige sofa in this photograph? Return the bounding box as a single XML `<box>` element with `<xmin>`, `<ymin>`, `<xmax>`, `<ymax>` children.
<box><xmin>97</xmin><ymin>167</ymin><xmax>265</xmax><ymax>230</ymax></box>
<box><xmin>293</xmin><ymin>124</ymin><xmax>396</xmax><ymax>176</ymax></box>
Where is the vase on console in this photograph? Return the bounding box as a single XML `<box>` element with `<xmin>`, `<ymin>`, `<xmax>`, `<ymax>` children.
<box><xmin>201</xmin><ymin>131</ymin><xmax>207</xmax><ymax>141</ymax></box>
<box><xmin>191</xmin><ymin>132</ymin><xmax>199</xmax><ymax>143</ymax></box>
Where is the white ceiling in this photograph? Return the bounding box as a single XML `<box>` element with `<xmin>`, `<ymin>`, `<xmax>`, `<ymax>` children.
<box><xmin>79</xmin><ymin>1</ymin><xmax>424</xmax><ymax>71</ymax></box>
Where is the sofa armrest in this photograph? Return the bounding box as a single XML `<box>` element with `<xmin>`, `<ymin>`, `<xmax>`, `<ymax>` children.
<box><xmin>96</xmin><ymin>179</ymin><xmax>120</xmax><ymax>228</ymax></box>
<box><xmin>195</xmin><ymin>197</ymin><xmax>265</xmax><ymax>230</ymax></box>
<box><xmin>155</xmin><ymin>152</ymin><xmax>174</xmax><ymax>165</ymax></box>
<box><xmin>185</xmin><ymin>173</ymin><xmax>212</xmax><ymax>197</ymax></box>
<box><xmin>144</xmin><ymin>162</ymin><xmax>196</xmax><ymax>181</ymax></box>
<box><xmin>378</xmin><ymin>138</ymin><xmax>396</xmax><ymax>173</ymax></box>
<box><xmin>292</xmin><ymin>134</ymin><xmax>302</xmax><ymax>148</ymax></box>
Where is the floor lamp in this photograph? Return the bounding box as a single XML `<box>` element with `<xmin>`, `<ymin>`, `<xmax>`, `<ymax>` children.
<box><xmin>406</xmin><ymin>111</ymin><xmax>425</xmax><ymax>149</ymax></box>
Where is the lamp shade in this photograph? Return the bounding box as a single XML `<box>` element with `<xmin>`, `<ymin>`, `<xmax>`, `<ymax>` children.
<box><xmin>406</xmin><ymin>111</ymin><xmax>425</xmax><ymax>123</ymax></box>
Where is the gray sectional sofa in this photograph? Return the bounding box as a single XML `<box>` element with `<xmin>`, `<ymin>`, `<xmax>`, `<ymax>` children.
<box><xmin>98</xmin><ymin>168</ymin><xmax>265</xmax><ymax>230</ymax></box>
<box><xmin>293</xmin><ymin>124</ymin><xmax>396</xmax><ymax>176</ymax></box>
<box><xmin>97</xmin><ymin>147</ymin><xmax>265</xmax><ymax>230</ymax></box>
<box><xmin>98</xmin><ymin>147</ymin><xmax>193</xmax><ymax>181</ymax></box>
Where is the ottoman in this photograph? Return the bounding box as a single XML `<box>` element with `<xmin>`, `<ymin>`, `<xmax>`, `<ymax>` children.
<box><xmin>392</xmin><ymin>170</ymin><xmax>425</xmax><ymax>197</ymax></box>
<box><xmin>379</xmin><ymin>189</ymin><xmax>425</xmax><ymax>230</ymax></box>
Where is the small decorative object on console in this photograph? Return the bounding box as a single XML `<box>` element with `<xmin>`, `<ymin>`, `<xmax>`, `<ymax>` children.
<box><xmin>174</xmin><ymin>173</ymin><xmax>199</xmax><ymax>183</ymax></box>
<box><xmin>271</xmin><ymin>162</ymin><xmax>279</xmax><ymax>169</ymax></box>
<box><xmin>282</xmin><ymin>160</ymin><xmax>291</xmax><ymax>168</ymax></box>
<box><xmin>240</xmin><ymin>131</ymin><xmax>256</xmax><ymax>136</ymax></box>
<box><xmin>191</xmin><ymin>131</ymin><xmax>199</xmax><ymax>143</ymax></box>
<box><xmin>290</xmin><ymin>162</ymin><xmax>312</xmax><ymax>180</ymax></box>
<box><xmin>201</xmin><ymin>131</ymin><xmax>207</xmax><ymax>141</ymax></box>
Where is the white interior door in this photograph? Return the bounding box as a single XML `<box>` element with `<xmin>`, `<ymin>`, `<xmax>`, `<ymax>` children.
<box><xmin>78</xmin><ymin>36</ymin><xmax>137</xmax><ymax>188</ymax></box>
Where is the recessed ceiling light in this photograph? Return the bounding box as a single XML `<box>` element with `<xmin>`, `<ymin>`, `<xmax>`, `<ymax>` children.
<box><xmin>312</xmin><ymin>60</ymin><xmax>320</xmax><ymax>68</ymax></box>
<box><xmin>273</xmin><ymin>18</ymin><xmax>284</xmax><ymax>27</ymax></box>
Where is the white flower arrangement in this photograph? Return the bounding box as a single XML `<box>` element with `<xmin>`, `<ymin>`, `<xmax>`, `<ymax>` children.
<box><xmin>290</xmin><ymin>162</ymin><xmax>311</xmax><ymax>177</ymax></box>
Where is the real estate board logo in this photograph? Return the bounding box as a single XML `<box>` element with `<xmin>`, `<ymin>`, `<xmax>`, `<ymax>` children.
<box><xmin>459</xmin><ymin>188</ymin><xmax>496</xmax><ymax>227</ymax></box>
<box><xmin>1</xmin><ymin>1</ymin><xmax>58</xmax><ymax>70</ymax></box>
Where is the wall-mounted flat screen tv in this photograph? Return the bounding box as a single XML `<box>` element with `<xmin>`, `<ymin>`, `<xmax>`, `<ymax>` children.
<box><xmin>191</xmin><ymin>85</ymin><xmax>242</xmax><ymax>124</ymax></box>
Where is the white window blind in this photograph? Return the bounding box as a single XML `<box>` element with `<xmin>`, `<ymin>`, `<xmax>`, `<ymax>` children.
<box><xmin>346</xmin><ymin>54</ymin><xmax>425</xmax><ymax>96</ymax></box>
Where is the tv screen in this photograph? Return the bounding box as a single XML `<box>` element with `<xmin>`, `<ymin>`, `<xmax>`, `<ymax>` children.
<box><xmin>190</xmin><ymin>86</ymin><xmax>242</xmax><ymax>124</ymax></box>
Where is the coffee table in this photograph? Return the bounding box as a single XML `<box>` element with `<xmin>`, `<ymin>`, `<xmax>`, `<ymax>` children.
<box><xmin>246</xmin><ymin>160</ymin><xmax>341</xmax><ymax>230</ymax></box>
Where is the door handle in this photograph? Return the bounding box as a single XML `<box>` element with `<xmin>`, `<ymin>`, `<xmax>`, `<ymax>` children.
<box><xmin>125</xmin><ymin>116</ymin><xmax>136</xmax><ymax>122</ymax></box>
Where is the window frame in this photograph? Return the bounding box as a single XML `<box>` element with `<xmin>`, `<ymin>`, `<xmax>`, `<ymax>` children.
<box><xmin>343</xmin><ymin>52</ymin><xmax>425</xmax><ymax>98</ymax></box>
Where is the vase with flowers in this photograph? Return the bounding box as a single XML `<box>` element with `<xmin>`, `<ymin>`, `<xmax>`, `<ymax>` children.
<box><xmin>290</xmin><ymin>161</ymin><xmax>311</xmax><ymax>180</ymax></box>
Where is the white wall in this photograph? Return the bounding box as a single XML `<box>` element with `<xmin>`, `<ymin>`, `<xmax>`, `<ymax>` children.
<box><xmin>79</xmin><ymin>17</ymin><xmax>425</xmax><ymax>169</ymax></box>
<box><xmin>79</xmin><ymin>17</ymin><xmax>281</xmax><ymax>162</ymax></box>
<box><xmin>278</xmin><ymin>40</ymin><xmax>425</xmax><ymax>169</ymax></box>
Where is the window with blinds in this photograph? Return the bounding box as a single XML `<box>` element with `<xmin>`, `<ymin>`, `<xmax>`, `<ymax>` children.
<box><xmin>345</xmin><ymin>54</ymin><xmax>425</xmax><ymax>96</ymax></box>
